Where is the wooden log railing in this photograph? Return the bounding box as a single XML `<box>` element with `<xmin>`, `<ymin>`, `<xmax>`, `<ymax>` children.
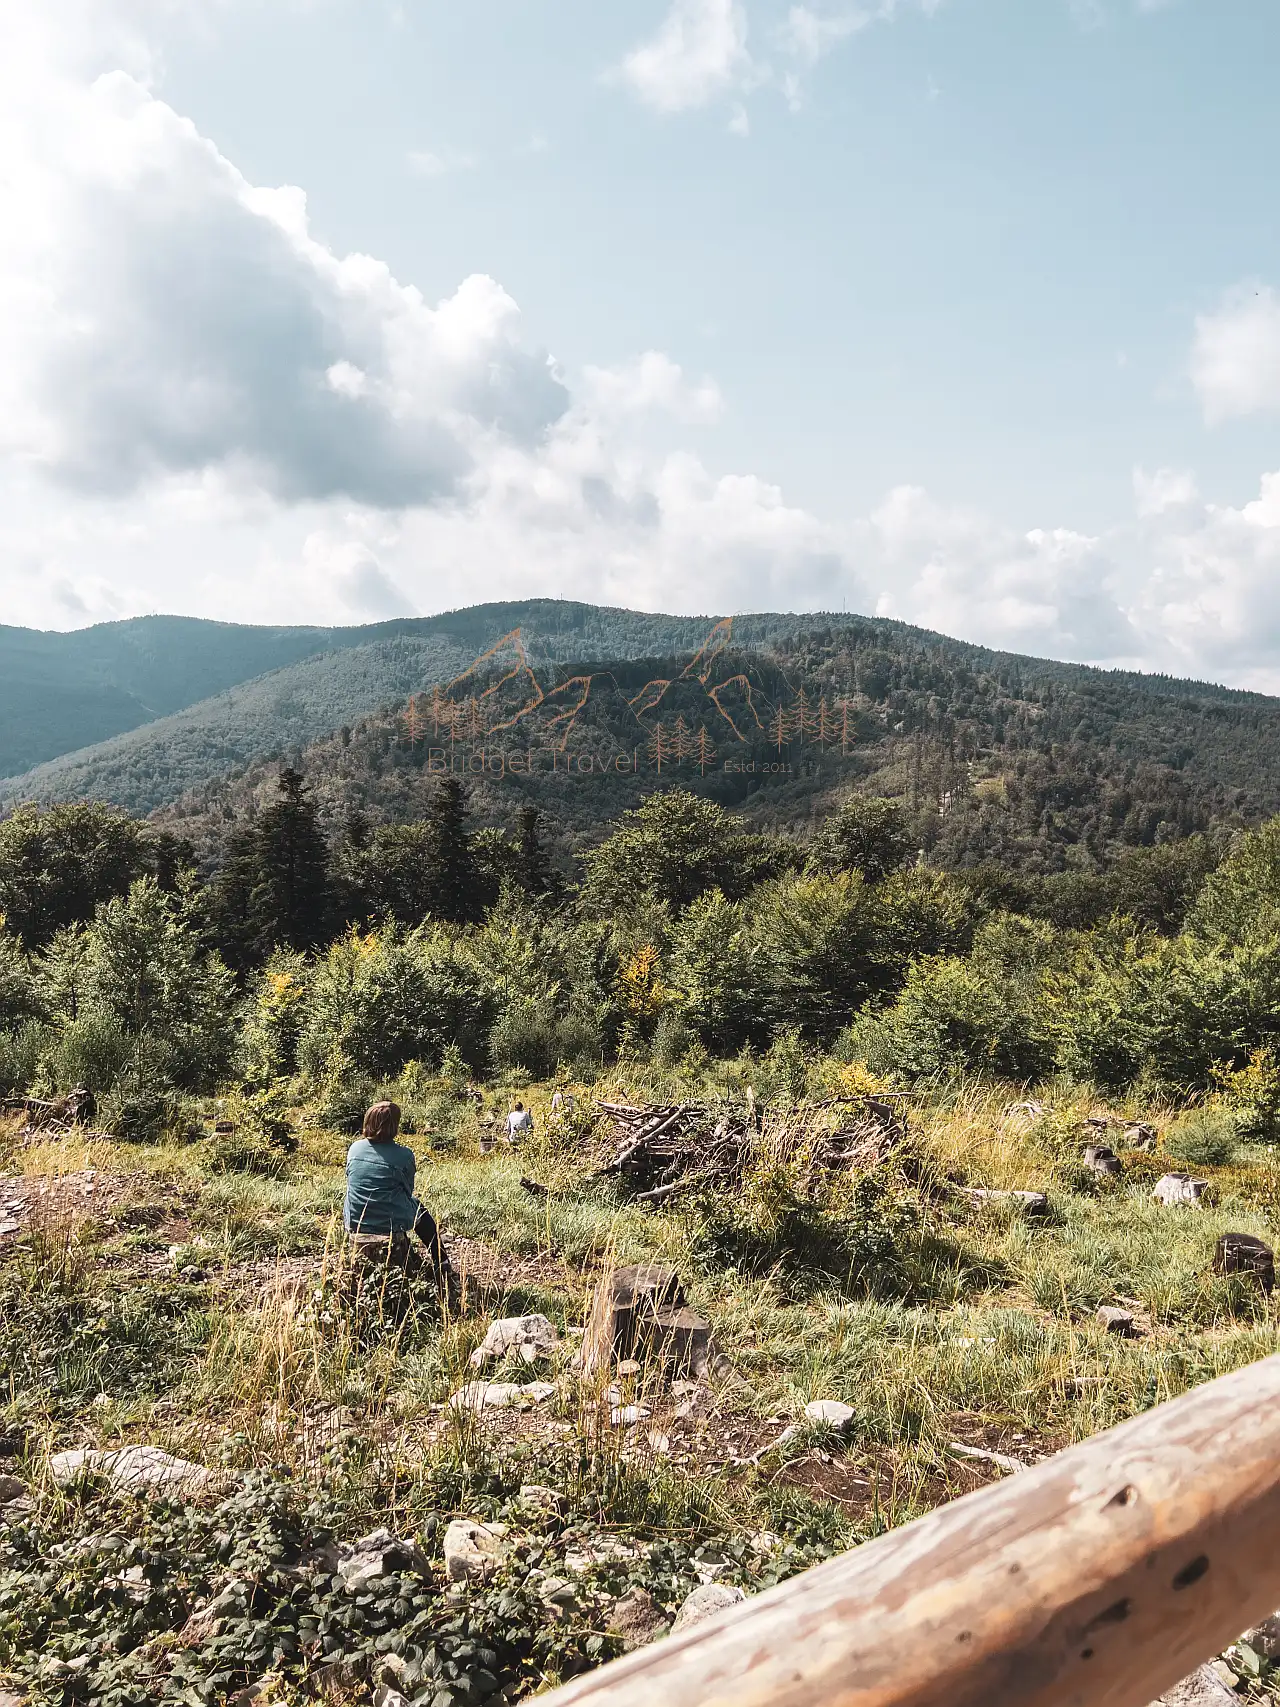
<box><xmin>539</xmin><ymin>1352</ymin><xmax>1280</xmax><ymax>1707</ymax></box>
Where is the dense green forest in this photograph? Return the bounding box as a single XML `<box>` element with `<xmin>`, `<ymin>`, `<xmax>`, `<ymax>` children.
<box><xmin>2</xmin><ymin>778</ymin><xmax>1279</xmax><ymax>1128</ymax></box>
<box><xmin>8</xmin><ymin>774</ymin><xmax>1280</xmax><ymax>1707</ymax></box>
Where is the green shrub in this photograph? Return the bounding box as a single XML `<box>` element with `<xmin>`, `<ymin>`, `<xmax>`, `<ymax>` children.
<box><xmin>650</xmin><ymin>1008</ymin><xmax>696</xmax><ymax>1069</ymax></box>
<box><xmin>204</xmin><ymin>1084</ymin><xmax>298</xmax><ymax>1175</ymax></box>
<box><xmin>0</xmin><ymin>1020</ymin><xmax>52</xmax><ymax>1095</ymax></box>
<box><xmin>490</xmin><ymin>998</ymin><xmax>560</xmax><ymax>1079</ymax></box>
<box><xmin>298</xmin><ymin>923</ymin><xmax>494</xmax><ymax>1080</ymax></box>
<box><xmin>1162</xmin><ymin>1106</ymin><xmax>1239</xmax><ymax>1168</ymax></box>
<box><xmin>41</xmin><ymin>1013</ymin><xmax>134</xmax><ymax>1095</ymax></box>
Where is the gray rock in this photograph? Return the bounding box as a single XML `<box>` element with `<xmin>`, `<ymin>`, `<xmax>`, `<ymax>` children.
<box><xmin>448</xmin><ymin>1380</ymin><xmax>556</xmax><ymax>1412</ymax></box>
<box><xmin>1097</xmin><ymin>1305</ymin><xmax>1137</xmax><ymax>1336</ymax></box>
<box><xmin>1125</xmin><ymin>1122</ymin><xmax>1157</xmax><ymax>1149</ymax></box>
<box><xmin>49</xmin><ymin>1445</ymin><xmax>215</xmax><ymax>1496</ymax></box>
<box><xmin>964</xmin><ymin>1188</ymin><xmax>1050</xmax><ymax>1216</ymax></box>
<box><xmin>442</xmin><ymin>1518</ymin><xmax>508</xmax><ymax>1583</ymax></box>
<box><xmin>336</xmin><ymin>1528</ymin><xmax>427</xmax><ymax>1591</ymax></box>
<box><xmin>672</xmin><ymin>1581</ymin><xmax>746</xmax><ymax>1633</ymax></box>
<box><xmin>517</xmin><ymin>1483</ymin><xmax>564</xmax><ymax>1512</ymax></box>
<box><xmin>1084</xmin><ymin>1144</ymin><xmax>1122</xmax><ymax>1175</ymax></box>
<box><xmin>469</xmin><ymin>1314</ymin><xmax>561</xmax><ymax>1369</ymax></box>
<box><xmin>608</xmin><ymin>1585</ymin><xmax>667</xmax><ymax>1651</ymax></box>
<box><xmin>803</xmin><ymin>1399</ymin><xmax>855</xmax><ymax>1429</ymax></box>
<box><xmin>1240</xmin><ymin>1613</ymin><xmax>1280</xmax><ymax>1659</ymax></box>
<box><xmin>1154</xmin><ymin>1173</ymin><xmax>1209</xmax><ymax>1207</ymax></box>
<box><xmin>1148</xmin><ymin>1663</ymin><xmax>1237</xmax><ymax>1705</ymax></box>
<box><xmin>536</xmin><ymin>1574</ymin><xmax>581</xmax><ymax>1618</ymax></box>
<box><xmin>0</xmin><ymin>1474</ymin><xmax>26</xmax><ymax>1503</ymax></box>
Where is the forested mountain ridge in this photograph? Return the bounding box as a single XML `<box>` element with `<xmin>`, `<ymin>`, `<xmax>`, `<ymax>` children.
<box><xmin>141</xmin><ymin>614</ymin><xmax>1280</xmax><ymax>877</ymax></box>
<box><xmin>8</xmin><ymin>601</ymin><xmax>1280</xmax><ymax>877</ymax></box>
<box><xmin>0</xmin><ymin>602</ymin><xmax>803</xmax><ymax>809</ymax></box>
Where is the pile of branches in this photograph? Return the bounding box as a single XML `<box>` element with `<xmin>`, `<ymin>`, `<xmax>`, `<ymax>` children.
<box><xmin>592</xmin><ymin>1093</ymin><xmax>909</xmax><ymax>1206</ymax></box>
<box><xmin>0</xmin><ymin>1088</ymin><xmax>113</xmax><ymax>1144</ymax></box>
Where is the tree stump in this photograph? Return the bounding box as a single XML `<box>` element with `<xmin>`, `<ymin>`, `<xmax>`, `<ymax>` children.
<box><xmin>1214</xmin><ymin>1232</ymin><xmax>1275</xmax><ymax>1293</ymax></box>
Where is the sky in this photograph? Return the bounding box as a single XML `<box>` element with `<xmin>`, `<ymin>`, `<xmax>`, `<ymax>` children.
<box><xmin>2</xmin><ymin>0</ymin><xmax>1280</xmax><ymax>688</ymax></box>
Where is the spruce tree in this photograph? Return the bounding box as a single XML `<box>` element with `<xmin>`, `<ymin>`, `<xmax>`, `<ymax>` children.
<box><xmin>251</xmin><ymin>769</ymin><xmax>330</xmax><ymax>953</ymax></box>
<box><xmin>426</xmin><ymin>777</ymin><xmax>482</xmax><ymax>922</ymax></box>
<box><xmin>515</xmin><ymin>805</ymin><xmax>560</xmax><ymax>901</ymax></box>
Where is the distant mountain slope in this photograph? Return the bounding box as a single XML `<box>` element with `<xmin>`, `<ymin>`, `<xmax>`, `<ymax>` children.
<box><xmin>140</xmin><ymin>614</ymin><xmax>1280</xmax><ymax>876</ymax></box>
<box><xmin>0</xmin><ymin>602</ymin><xmax>793</xmax><ymax>813</ymax></box>
<box><xmin>9</xmin><ymin>600</ymin><xmax>1280</xmax><ymax>875</ymax></box>
<box><xmin>0</xmin><ymin>615</ymin><xmax>365</xmax><ymax>775</ymax></box>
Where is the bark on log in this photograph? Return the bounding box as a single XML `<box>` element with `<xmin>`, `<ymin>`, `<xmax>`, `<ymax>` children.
<box><xmin>535</xmin><ymin>1351</ymin><xmax>1280</xmax><ymax>1707</ymax></box>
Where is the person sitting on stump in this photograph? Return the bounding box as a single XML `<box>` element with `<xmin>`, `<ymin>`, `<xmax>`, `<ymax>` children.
<box><xmin>344</xmin><ymin>1100</ymin><xmax>453</xmax><ymax>1298</ymax></box>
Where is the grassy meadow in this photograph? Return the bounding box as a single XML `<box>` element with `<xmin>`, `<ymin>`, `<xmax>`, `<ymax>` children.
<box><xmin>3</xmin><ymin>1064</ymin><xmax>1280</xmax><ymax>1705</ymax></box>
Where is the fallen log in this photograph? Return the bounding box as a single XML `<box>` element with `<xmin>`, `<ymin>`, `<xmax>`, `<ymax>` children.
<box><xmin>534</xmin><ymin>1350</ymin><xmax>1280</xmax><ymax>1707</ymax></box>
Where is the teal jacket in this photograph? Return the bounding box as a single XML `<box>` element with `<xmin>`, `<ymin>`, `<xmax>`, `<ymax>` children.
<box><xmin>344</xmin><ymin>1137</ymin><xmax>420</xmax><ymax>1236</ymax></box>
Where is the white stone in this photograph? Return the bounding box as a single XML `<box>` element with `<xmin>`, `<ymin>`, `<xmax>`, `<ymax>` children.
<box><xmin>563</xmin><ymin>1536</ymin><xmax>643</xmax><ymax>1573</ymax></box>
<box><xmin>1154</xmin><ymin>1174</ymin><xmax>1210</xmax><ymax>1207</ymax></box>
<box><xmin>448</xmin><ymin>1380</ymin><xmax>556</xmax><ymax>1412</ymax></box>
<box><xmin>1148</xmin><ymin>1663</ymin><xmax>1238</xmax><ymax>1705</ymax></box>
<box><xmin>443</xmin><ymin>1519</ymin><xmax>509</xmax><ymax>1583</ymax></box>
<box><xmin>517</xmin><ymin>1483</ymin><xmax>564</xmax><ymax>1512</ymax></box>
<box><xmin>672</xmin><ymin>1582</ymin><xmax>746</xmax><ymax>1633</ymax></box>
<box><xmin>468</xmin><ymin>1314</ymin><xmax>561</xmax><ymax>1369</ymax></box>
<box><xmin>803</xmin><ymin>1400</ymin><xmax>855</xmax><ymax>1429</ymax></box>
<box><xmin>963</xmin><ymin>1188</ymin><xmax>1050</xmax><ymax>1214</ymax></box>
<box><xmin>336</xmin><ymin>1528</ymin><xmax>427</xmax><ymax>1591</ymax></box>
<box><xmin>949</xmin><ymin>1441</ymin><xmax>1027</xmax><ymax>1474</ymax></box>
<box><xmin>610</xmin><ymin>1404</ymin><xmax>651</xmax><ymax>1427</ymax></box>
<box><xmin>49</xmin><ymin>1445</ymin><xmax>215</xmax><ymax>1496</ymax></box>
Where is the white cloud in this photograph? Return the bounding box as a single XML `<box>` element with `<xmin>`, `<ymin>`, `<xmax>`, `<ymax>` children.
<box><xmin>1191</xmin><ymin>285</ymin><xmax>1280</xmax><ymax>423</ymax></box>
<box><xmin>778</xmin><ymin>5</ymin><xmax>866</xmax><ymax>66</ymax></box>
<box><xmin>582</xmin><ymin>352</ymin><xmax>724</xmax><ymax>424</ymax></box>
<box><xmin>0</xmin><ymin>41</ymin><xmax>566</xmax><ymax>508</ymax></box>
<box><xmin>407</xmin><ymin>147</ymin><xmax>478</xmax><ymax>177</ymax></box>
<box><xmin>10</xmin><ymin>1</ymin><xmax>1280</xmax><ymax>699</ymax></box>
<box><xmin>617</xmin><ymin>0</ymin><xmax>751</xmax><ymax>113</ymax></box>
<box><xmin>1133</xmin><ymin>465</ymin><xmax>1198</xmax><ymax>517</ymax></box>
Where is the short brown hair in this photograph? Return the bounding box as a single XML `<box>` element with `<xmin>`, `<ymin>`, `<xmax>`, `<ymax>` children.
<box><xmin>362</xmin><ymin>1100</ymin><xmax>402</xmax><ymax>1142</ymax></box>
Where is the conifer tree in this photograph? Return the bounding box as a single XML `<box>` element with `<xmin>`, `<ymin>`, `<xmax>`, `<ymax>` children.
<box><xmin>426</xmin><ymin>776</ymin><xmax>483</xmax><ymax>922</ymax></box>
<box><xmin>515</xmin><ymin>805</ymin><xmax>561</xmax><ymax>901</ymax></box>
<box><xmin>248</xmin><ymin>768</ymin><xmax>330</xmax><ymax>954</ymax></box>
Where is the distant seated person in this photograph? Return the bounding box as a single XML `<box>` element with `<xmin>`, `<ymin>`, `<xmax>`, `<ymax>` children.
<box><xmin>344</xmin><ymin>1100</ymin><xmax>451</xmax><ymax>1293</ymax></box>
<box><xmin>504</xmin><ymin>1100</ymin><xmax>534</xmax><ymax>1145</ymax></box>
